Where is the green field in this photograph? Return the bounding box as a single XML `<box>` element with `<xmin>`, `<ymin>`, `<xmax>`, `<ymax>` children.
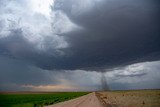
<box><xmin>0</xmin><ymin>92</ymin><xmax>89</xmax><ymax>107</ymax></box>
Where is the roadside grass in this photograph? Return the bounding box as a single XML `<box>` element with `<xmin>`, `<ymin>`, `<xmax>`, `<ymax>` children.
<box><xmin>0</xmin><ymin>92</ymin><xmax>89</xmax><ymax>107</ymax></box>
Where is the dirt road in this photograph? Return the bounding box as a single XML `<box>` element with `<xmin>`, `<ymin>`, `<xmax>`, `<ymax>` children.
<box><xmin>45</xmin><ymin>92</ymin><xmax>104</xmax><ymax>107</ymax></box>
<box><xmin>45</xmin><ymin>90</ymin><xmax>160</xmax><ymax>107</ymax></box>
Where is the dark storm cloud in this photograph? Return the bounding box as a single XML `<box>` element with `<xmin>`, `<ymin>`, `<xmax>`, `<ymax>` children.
<box><xmin>0</xmin><ymin>28</ymin><xmax>63</xmax><ymax>70</ymax></box>
<box><xmin>48</xmin><ymin>0</ymin><xmax>160</xmax><ymax>70</ymax></box>
<box><xmin>0</xmin><ymin>29</ymin><xmax>46</xmax><ymax>66</ymax></box>
<box><xmin>0</xmin><ymin>0</ymin><xmax>160</xmax><ymax>71</ymax></box>
<box><xmin>0</xmin><ymin>29</ymin><xmax>34</xmax><ymax>56</ymax></box>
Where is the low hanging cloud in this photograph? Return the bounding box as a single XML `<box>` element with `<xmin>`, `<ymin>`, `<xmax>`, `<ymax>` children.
<box><xmin>0</xmin><ymin>55</ymin><xmax>160</xmax><ymax>91</ymax></box>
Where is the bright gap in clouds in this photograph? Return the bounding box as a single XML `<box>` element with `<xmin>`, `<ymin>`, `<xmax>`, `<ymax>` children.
<box><xmin>0</xmin><ymin>0</ymin><xmax>80</xmax><ymax>51</ymax></box>
<box><xmin>30</xmin><ymin>0</ymin><xmax>54</xmax><ymax>18</ymax></box>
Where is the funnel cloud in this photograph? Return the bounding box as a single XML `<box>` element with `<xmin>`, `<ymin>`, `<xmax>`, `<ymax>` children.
<box><xmin>101</xmin><ymin>73</ymin><xmax>110</xmax><ymax>91</ymax></box>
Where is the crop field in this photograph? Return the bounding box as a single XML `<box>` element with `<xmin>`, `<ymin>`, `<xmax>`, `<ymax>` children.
<box><xmin>0</xmin><ymin>92</ymin><xmax>89</xmax><ymax>107</ymax></box>
<box><xmin>96</xmin><ymin>90</ymin><xmax>160</xmax><ymax>107</ymax></box>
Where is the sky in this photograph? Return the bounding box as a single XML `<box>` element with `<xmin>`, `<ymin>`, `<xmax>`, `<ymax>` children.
<box><xmin>0</xmin><ymin>0</ymin><xmax>160</xmax><ymax>91</ymax></box>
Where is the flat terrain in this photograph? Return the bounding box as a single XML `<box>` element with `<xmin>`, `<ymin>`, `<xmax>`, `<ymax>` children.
<box><xmin>45</xmin><ymin>92</ymin><xmax>102</xmax><ymax>107</ymax></box>
<box><xmin>46</xmin><ymin>90</ymin><xmax>160</xmax><ymax>107</ymax></box>
<box><xmin>0</xmin><ymin>90</ymin><xmax>159</xmax><ymax>107</ymax></box>
<box><xmin>0</xmin><ymin>92</ymin><xmax>89</xmax><ymax>107</ymax></box>
<box><xmin>97</xmin><ymin>90</ymin><xmax>160</xmax><ymax>107</ymax></box>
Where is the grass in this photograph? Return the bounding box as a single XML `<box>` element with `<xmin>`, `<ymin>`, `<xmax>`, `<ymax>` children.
<box><xmin>0</xmin><ymin>92</ymin><xmax>89</xmax><ymax>107</ymax></box>
<box><xmin>97</xmin><ymin>89</ymin><xmax>160</xmax><ymax>107</ymax></box>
